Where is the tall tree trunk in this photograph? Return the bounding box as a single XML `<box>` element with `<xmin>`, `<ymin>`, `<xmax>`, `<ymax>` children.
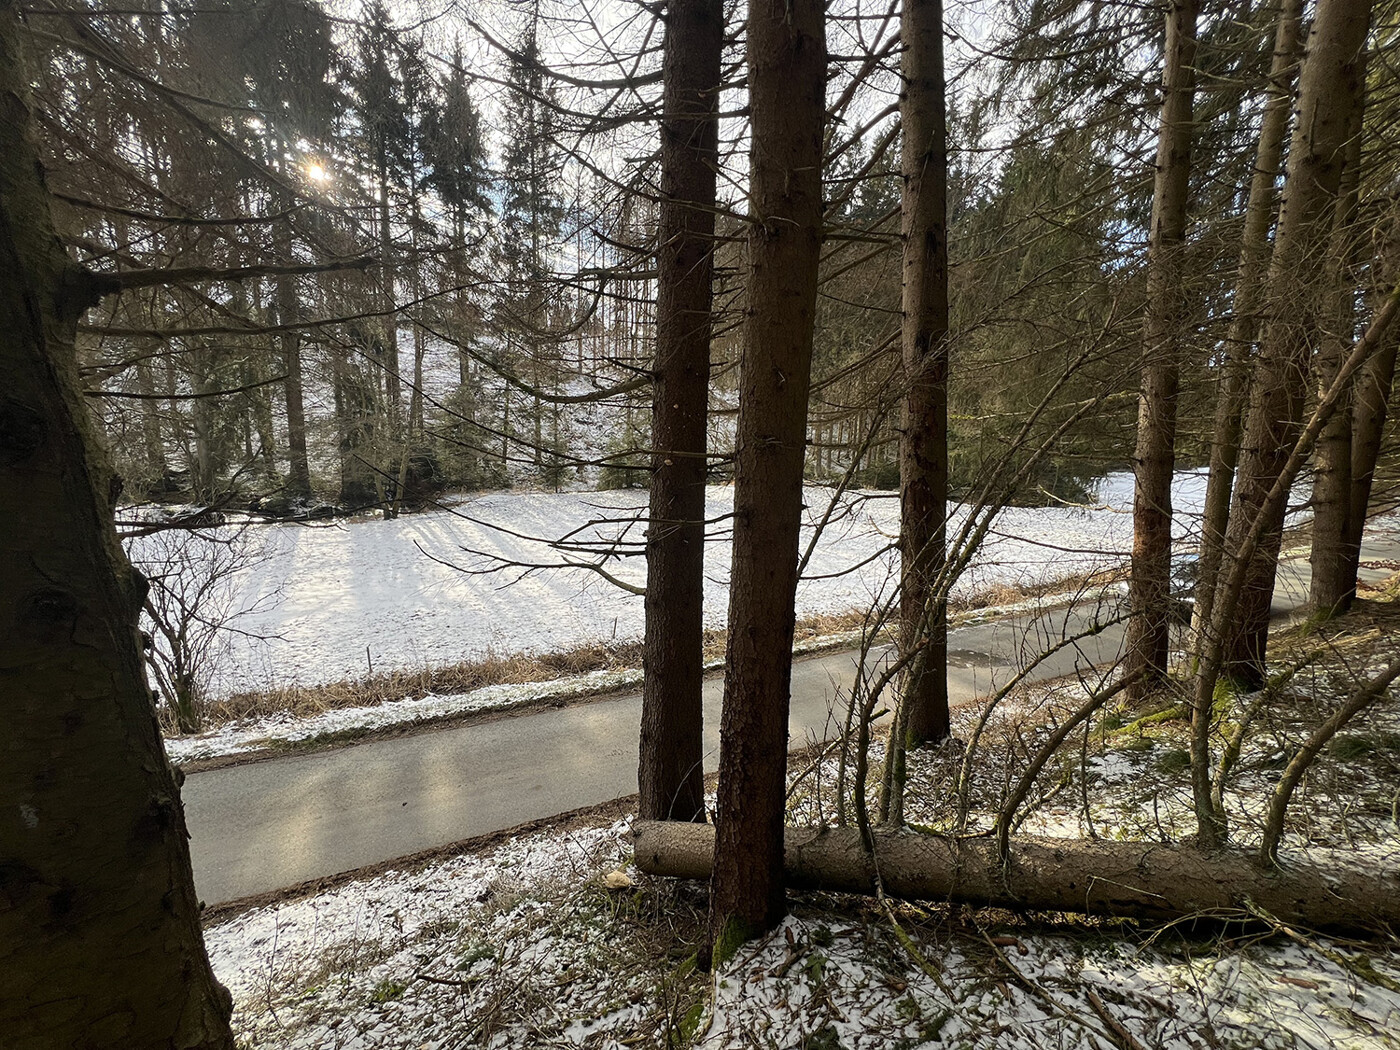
<box><xmin>113</xmin><ymin>215</ymin><xmax>168</xmax><ymax>492</ymax></box>
<box><xmin>1344</xmin><ymin>201</ymin><xmax>1400</xmax><ymax>572</ymax></box>
<box><xmin>378</xmin><ymin>174</ymin><xmax>401</xmax><ymax>518</ymax></box>
<box><xmin>1222</xmin><ymin>0</ymin><xmax>1372</xmax><ymax>687</ymax></box>
<box><xmin>709</xmin><ymin>0</ymin><xmax>825</xmax><ymax>960</ymax></box>
<box><xmin>245</xmin><ymin>351</ymin><xmax>277</xmax><ymax>478</ymax></box>
<box><xmin>275</xmin><ymin>218</ymin><xmax>312</xmax><ymax>502</ymax></box>
<box><xmin>1308</xmin><ymin>83</ymin><xmax>1367</xmax><ymax>616</ymax></box>
<box><xmin>895</xmin><ymin>0</ymin><xmax>952</xmax><ymax>751</ymax></box>
<box><xmin>410</xmin><ymin>201</ymin><xmax>426</xmax><ymax>441</ymax></box>
<box><xmin>1192</xmin><ymin>0</ymin><xmax>1305</xmax><ymax>644</ymax></box>
<box><xmin>0</xmin><ymin>5</ymin><xmax>235</xmax><ymax>1044</ymax></box>
<box><xmin>279</xmin><ymin>278</ymin><xmax>312</xmax><ymax>502</ymax></box>
<box><xmin>134</xmin><ymin>347</ymin><xmax>166</xmax><ymax>486</ymax></box>
<box><xmin>1124</xmin><ymin>0</ymin><xmax>1199</xmax><ymax>701</ymax></box>
<box><xmin>1187</xmin><ymin>284</ymin><xmax>1400</xmax><ymax>848</ymax></box>
<box><xmin>639</xmin><ymin>0</ymin><xmax>722</xmax><ymax>823</ymax></box>
<box><xmin>189</xmin><ymin>342</ymin><xmax>218</xmax><ymax>502</ymax></box>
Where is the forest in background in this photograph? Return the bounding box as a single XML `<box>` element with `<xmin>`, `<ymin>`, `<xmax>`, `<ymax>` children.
<box><xmin>33</xmin><ymin>0</ymin><xmax>1264</xmax><ymax>515</ymax></box>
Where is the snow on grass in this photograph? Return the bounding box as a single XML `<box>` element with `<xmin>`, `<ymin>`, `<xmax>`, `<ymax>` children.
<box><xmin>164</xmin><ymin>668</ymin><xmax>644</xmax><ymax>764</ymax></box>
<box><xmin>207</xmin><ymin>810</ymin><xmax>1400</xmax><ymax>1050</ymax></box>
<box><xmin>163</xmin><ymin>583</ymin><xmax>1103</xmax><ymax>764</ymax></box>
<box><xmin>133</xmin><ymin>471</ymin><xmax>1209</xmax><ymax>699</ymax></box>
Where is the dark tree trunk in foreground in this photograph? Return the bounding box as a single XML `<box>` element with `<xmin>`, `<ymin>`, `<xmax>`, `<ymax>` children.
<box><xmin>896</xmin><ymin>0</ymin><xmax>951</xmax><ymax>748</ymax></box>
<box><xmin>638</xmin><ymin>0</ymin><xmax>723</xmax><ymax>824</ymax></box>
<box><xmin>1192</xmin><ymin>0</ymin><xmax>1304</xmax><ymax>644</ymax></box>
<box><xmin>638</xmin><ymin>821</ymin><xmax>1400</xmax><ymax>932</ymax></box>
<box><xmin>1222</xmin><ymin>0</ymin><xmax>1372</xmax><ymax>686</ymax></box>
<box><xmin>0</xmin><ymin>4</ymin><xmax>235</xmax><ymax>1045</ymax></box>
<box><xmin>708</xmin><ymin>0</ymin><xmax>825</xmax><ymax>961</ymax></box>
<box><xmin>1125</xmin><ymin>0</ymin><xmax>1199</xmax><ymax>701</ymax></box>
<box><xmin>1308</xmin><ymin>89</ymin><xmax>1366</xmax><ymax>617</ymax></box>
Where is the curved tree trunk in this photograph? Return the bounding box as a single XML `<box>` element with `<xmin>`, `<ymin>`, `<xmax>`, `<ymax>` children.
<box><xmin>0</xmin><ymin>4</ymin><xmax>235</xmax><ymax>1044</ymax></box>
<box><xmin>1125</xmin><ymin>0</ymin><xmax>1200</xmax><ymax>701</ymax></box>
<box><xmin>638</xmin><ymin>0</ymin><xmax>723</xmax><ymax>824</ymax></box>
<box><xmin>709</xmin><ymin>0</ymin><xmax>825</xmax><ymax>960</ymax></box>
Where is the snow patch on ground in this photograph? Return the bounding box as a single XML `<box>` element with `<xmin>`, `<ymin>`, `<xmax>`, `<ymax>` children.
<box><xmin>206</xmin><ymin>812</ymin><xmax>1400</xmax><ymax>1050</ymax></box>
<box><xmin>164</xmin><ymin>668</ymin><xmax>645</xmax><ymax>764</ymax></box>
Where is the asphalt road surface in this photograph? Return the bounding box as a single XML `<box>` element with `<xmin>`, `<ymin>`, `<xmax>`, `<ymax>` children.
<box><xmin>183</xmin><ymin>534</ymin><xmax>1399</xmax><ymax>905</ymax></box>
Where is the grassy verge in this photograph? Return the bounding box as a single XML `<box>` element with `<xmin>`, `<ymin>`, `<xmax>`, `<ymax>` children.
<box><xmin>184</xmin><ymin>569</ymin><xmax>1122</xmax><ymax>735</ymax></box>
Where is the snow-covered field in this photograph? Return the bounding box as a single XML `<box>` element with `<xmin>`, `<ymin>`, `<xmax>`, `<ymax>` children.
<box><xmin>134</xmin><ymin>470</ymin><xmax>1211</xmax><ymax>699</ymax></box>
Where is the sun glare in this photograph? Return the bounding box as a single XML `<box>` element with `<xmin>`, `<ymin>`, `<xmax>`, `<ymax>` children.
<box><xmin>306</xmin><ymin>162</ymin><xmax>330</xmax><ymax>184</ymax></box>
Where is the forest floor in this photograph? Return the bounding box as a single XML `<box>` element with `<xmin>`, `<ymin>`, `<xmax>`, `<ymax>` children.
<box><xmin>208</xmin><ymin>571</ymin><xmax>1400</xmax><ymax>1050</ymax></box>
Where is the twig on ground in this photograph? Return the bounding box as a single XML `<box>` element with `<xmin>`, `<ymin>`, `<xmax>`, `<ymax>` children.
<box><xmin>1086</xmin><ymin>989</ymin><xmax>1151</xmax><ymax>1050</ymax></box>
<box><xmin>1245</xmin><ymin>900</ymin><xmax>1400</xmax><ymax>994</ymax></box>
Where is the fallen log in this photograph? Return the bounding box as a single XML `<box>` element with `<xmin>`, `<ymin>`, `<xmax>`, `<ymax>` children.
<box><xmin>632</xmin><ymin>821</ymin><xmax>1400</xmax><ymax>932</ymax></box>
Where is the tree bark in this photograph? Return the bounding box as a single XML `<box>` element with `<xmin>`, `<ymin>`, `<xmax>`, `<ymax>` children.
<box><xmin>0</xmin><ymin>3</ymin><xmax>235</xmax><ymax>1044</ymax></box>
<box><xmin>134</xmin><ymin>347</ymin><xmax>166</xmax><ymax>484</ymax></box>
<box><xmin>636</xmin><ymin>821</ymin><xmax>1400</xmax><ymax>932</ymax></box>
<box><xmin>639</xmin><ymin>0</ymin><xmax>723</xmax><ymax>823</ymax></box>
<box><xmin>1222</xmin><ymin>0</ymin><xmax>1372</xmax><ymax>687</ymax></box>
<box><xmin>709</xmin><ymin>0</ymin><xmax>825</xmax><ymax>959</ymax></box>
<box><xmin>1192</xmin><ymin>0</ymin><xmax>1305</xmax><ymax>646</ymax></box>
<box><xmin>274</xmin><ymin>214</ymin><xmax>312</xmax><ymax>502</ymax></box>
<box><xmin>896</xmin><ymin>0</ymin><xmax>951</xmax><ymax>748</ymax></box>
<box><xmin>378</xmin><ymin>175</ymin><xmax>402</xmax><ymax>519</ymax></box>
<box><xmin>1125</xmin><ymin>0</ymin><xmax>1199</xmax><ymax>701</ymax></box>
<box><xmin>1342</xmin><ymin>200</ymin><xmax>1400</xmax><ymax>590</ymax></box>
<box><xmin>1308</xmin><ymin>85</ymin><xmax>1366</xmax><ymax>617</ymax></box>
<box><xmin>1188</xmin><ymin>282</ymin><xmax>1400</xmax><ymax>848</ymax></box>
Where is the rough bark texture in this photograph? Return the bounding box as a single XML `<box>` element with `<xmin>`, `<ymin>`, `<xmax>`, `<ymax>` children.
<box><xmin>637</xmin><ymin>822</ymin><xmax>1400</xmax><ymax>932</ymax></box>
<box><xmin>1188</xmin><ymin>282</ymin><xmax>1400</xmax><ymax>847</ymax></box>
<box><xmin>1192</xmin><ymin>0</ymin><xmax>1304</xmax><ymax>645</ymax></box>
<box><xmin>1223</xmin><ymin>0</ymin><xmax>1372</xmax><ymax>686</ymax></box>
<box><xmin>1308</xmin><ymin>77</ymin><xmax>1366</xmax><ymax>617</ymax></box>
<box><xmin>1342</xmin><ymin>203</ymin><xmax>1400</xmax><ymax>588</ymax></box>
<box><xmin>1125</xmin><ymin>0</ymin><xmax>1199</xmax><ymax>701</ymax></box>
<box><xmin>0</xmin><ymin>4</ymin><xmax>236</xmax><ymax>1045</ymax></box>
<box><xmin>638</xmin><ymin>0</ymin><xmax>723</xmax><ymax>824</ymax></box>
<box><xmin>709</xmin><ymin>0</ymin><xmax>825</xmax><ymax>955</ymax></box>
<box><xmin>897</xmin><ymin>0</ymin><xmax>951</xmax><ymax>746</ymax></box>
<box><xmin>377</xmin><ymin>176</ymin><xmax>402</xmax><ymax>519</ymax></box>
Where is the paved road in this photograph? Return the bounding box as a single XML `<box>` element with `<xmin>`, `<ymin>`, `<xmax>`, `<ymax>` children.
<box><xmin>183</xmin><ymin>531</ymin><xmax>1400</xmax><ymax>905</ymax></box>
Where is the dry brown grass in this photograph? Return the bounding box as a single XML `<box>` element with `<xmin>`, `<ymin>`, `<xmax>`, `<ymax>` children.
<box><xmin>195</xmin><ymin>571</ymin><xmax>1127</xmax><ymax>732</ymax></box>
<box><xmin>205</xmin><ymin>641</ymin><xmax>645</xmax><ymax>727</ymax></box>
<box><xmin>948</xmin><ymin>567</ymin><xmax>1128</xmax><ymax>616</ymax></box>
